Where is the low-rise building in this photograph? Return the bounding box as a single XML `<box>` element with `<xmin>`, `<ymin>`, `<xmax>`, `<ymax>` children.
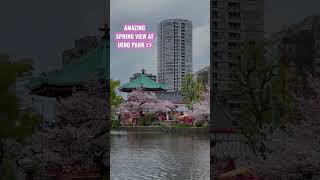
<box><xmin>129</xmin><ymin>69</ymin><xmax>157</xmax><ymax>82</ymax></box>
<box><xmin>62</xmin><ymin>36</ymin><xmax>98</xmax><ymax>65</ymax></box>
<box><xmin>194</xmin><ymin>66</ymin><xmax>210</xmax><ymax>87</ymax></box>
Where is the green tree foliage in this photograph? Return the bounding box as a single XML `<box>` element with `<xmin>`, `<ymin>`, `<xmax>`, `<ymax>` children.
<box><xmin>271</xmin><ymin>59</ymin><xmax>299</xmax><ymax>129</ymax></box>
<box><xmin>231</xmin><ymin>40</ymin><xmax>277</xmax><ymax>158</ymax></box>
<box><xmin>181</xmin><ymin>73</ymin><xmax>203</xmax><ymax>110</ymax></box>
<box><xmin>110</xmin><ymin>80</ymin><xmax>123</xmax><ymax>127</ymax></box>
<box><xmin>110</xmin><ymin>80</ymin><xmax>123</xmax><ymax>110</ymax></box>
<box><xmin>233</xmin><ymin>40</ymin><xmax>302</xmax><ymax>159</ymax></box>
<box><xmin>0</xmin><ymin>55</ymin><xmax>40</xmax><ymax>176</ymax></box>
<box><xmin>138</xmin><ymin>113</ymin><xmax>154</xmax><ymax>126</ymax></box>
<box><xmin>0</xmin><ymin>158</ymin><xmax>16</xmax><ymax>180</ymax></box>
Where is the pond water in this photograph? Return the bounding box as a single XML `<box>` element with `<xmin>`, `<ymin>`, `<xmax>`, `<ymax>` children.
<box><xmin>110</xmin><ymin>131</ymin><xmax>210</xmax><ymax>180</ymax></box>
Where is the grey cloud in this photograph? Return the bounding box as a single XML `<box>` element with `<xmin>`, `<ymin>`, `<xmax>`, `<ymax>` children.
<box><xmin>0</xmin><ymin>0</ymin><xmax>105</xmax><ymax>72</ymax></box>
<box><xmin>0</xmin><ymin>0</ymin><xmax>319</xmax><ymax>79</ymax></box>
<box><xmin>265</xmin><ymin>0</ymin><xmax>320</xmax><ymax>36</ymax></box>
<box><xmin>110</xmin><ymin>0</ymin><xmax>210</xmax><ymax>84</ymax></box>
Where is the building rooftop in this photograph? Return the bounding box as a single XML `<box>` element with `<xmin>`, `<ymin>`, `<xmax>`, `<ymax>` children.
<box><xmin>119</xmin><ymin>70</ymin><xmax>168</xmax><ymax>92</ymax></box>
<box><xmin>25</xmin><ymin>38</ymin><xmax>108</xmax><ymax>95</ymax></box>
<box><xmin>195</xmin><ymin>66</ymin><xmax>210</xmax><ymax>74</ymax></box>
<box><xmin>160</xmin><ymin>19</ymin><xmax>192</xmax><ymax>23</ymax></box>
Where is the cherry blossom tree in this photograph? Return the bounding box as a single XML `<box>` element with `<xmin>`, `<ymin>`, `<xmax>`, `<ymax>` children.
<box><xmin>117</xmin><ymin>89</ymin><xmax>176</xmax><ymax>125</ymax></box>
<box><xmin>117</xmin><ymin>89</ymin><xmax>175</xmax><ymax>114</ymax></box>
<box><xmin>17</xmin><ymin>80</ymin><xmax>109</xmax><ymax>177</ymax></box>
<box><xmin>240</xmin><ymin>74</ymin><xmax>320</xmax><ymax>179</ymax></box>
<box><xmin>188</xmin><ymin>86</ymin><xmax>210</xmax><ymax>125</ymax></box>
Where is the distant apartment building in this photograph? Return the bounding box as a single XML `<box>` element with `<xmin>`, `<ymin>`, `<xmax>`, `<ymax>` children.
<box><xmin>130</xmin><ymin>69</ymin><xmax>157</xmax><ymax>82</ymax></box>
<box><xmin>158</xmin><ymin>19</ymin><xmax>193</xmax><ymax>91</ymax></box>
<box><xmin>194</xmin><ymin>66</ymin><xmax>210</xmax><ymax>87</ymax></box>
<box><xmin>62</xmin><ymin>36</ymin><xmax>98</xmax><ymax>65</ymax></box>
<box><xmin>211</xmin><ymin>0</ymin><xmax>264</xmax><ymax>118</ymax></box>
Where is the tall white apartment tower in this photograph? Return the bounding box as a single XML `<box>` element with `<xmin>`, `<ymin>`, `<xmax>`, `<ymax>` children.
<box><xmin>158</xmin><ymin>19</ymin><xmax>193</xmax><ymax>91</ymax></box>
<box><xmin>211</xmin><ymin>0</ymin><xmax>264</xmax><ymax>118</ymax></box>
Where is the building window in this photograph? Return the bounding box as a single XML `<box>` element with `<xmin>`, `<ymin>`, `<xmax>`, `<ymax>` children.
<box><xmin>228</xmin><ymin>42</ymin><xmax>240</xmax><ymax>49</ymax></box>
<box><xmin>228</xmin><ymin>33</ymin><xmax>240</xmax><ymax>40</ymax></box>
<box><xmin>212</xmin><ymin>1</ymin><xmax>217</xmax><ymax>8</ymax></box>
<box><xmin>213</xmin><ymin>32</ymin><xmax>218</xmax><ymax>38</ymax></box>
<box><xmin>228</xmin><ymin>52</ymin><xmax>241</xmax><ymax>60</ymax></box>
<box><xmin>229</xmin><ymin>63</ymin><xmax>237</xmax><ymax>69</ymax></box>
<box><xmin>229</xmin><ymin>22</ymin><xmax>241</xmax><ymax>30</ymax></box>
<box><xmin>212</xmin><ymin>73</ymin><xmax>217</xmax><ymax>80</ymax></box>
<box><xmin>247</xmin><ymin>24</ymin><xmax>261</xmax><ymax>32</ymax></box>
<box><xmin>213</xmin><ymin>62</ymin><xmax>218</xmax><ymax>68</ymax></box>
<box><xmin>213</xmin><ymin>42</ymin><xmax>218</xmax><ymax>48</ymax></box>
<box><xmin>213</xmin><ymin>11</ymin><xmax>218</xmax><ymax>19</ymax></box>
<box><xmin>228</xmin><ymin>2</ymin><xmax>240</xmax><ymax>10</ymax></box>
<box><xmin>212</xmin><ymin>21</ymin><xmax>218</xmax><ymax>29</ymax></box>
<box><xmin>228</xmin><ymin>12</ymin><xmax>241</xmax><ymax>19</ymax></box>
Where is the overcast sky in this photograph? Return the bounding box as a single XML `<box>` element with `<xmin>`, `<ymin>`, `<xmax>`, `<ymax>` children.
<box><xmin>0</xmin><ymin>0</ymin><xmax>320</xmax><ymax>80</ymax></box>
<box><xmin>264</xmin><ymin>0</ymin><xmax>320</xmax><ymax>36</ymax></box>
<box><xmin>110</xmin><ymin>0</ymin><xmax>210</xmax><ymax>84</ymax></box>
<box><xmin>0</xmin><ymin>0</ymin><xmax>105</xmax><ymax>73</ymax></box>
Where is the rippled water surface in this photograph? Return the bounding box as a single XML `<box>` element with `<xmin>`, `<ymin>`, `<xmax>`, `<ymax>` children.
<box><xmin>111</xmin><ymin>131</ymin><xmax>209</xmax><ymax>180</ymax></box>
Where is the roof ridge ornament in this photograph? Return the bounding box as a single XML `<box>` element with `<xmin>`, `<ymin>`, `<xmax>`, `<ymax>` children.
<box><xmin>99</xmin><ymin>24</ymin><xmax>109</xmax><ymax>39</ymax></box>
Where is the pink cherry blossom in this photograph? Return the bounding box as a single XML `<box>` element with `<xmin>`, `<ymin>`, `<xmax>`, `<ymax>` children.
<box><xmin>17</xmin><ymin>80</ymin><xmax>109</xmax><ymax>172</ymax></box>
<box><xmin>188</xmin><ymin>86</ymin><xmax>210</xmax><ymax>124</ymax></box>
<box><xmin>117</xmin><ymin>89</ymin><xmax>175</xmax><ymax>114</ymax></box>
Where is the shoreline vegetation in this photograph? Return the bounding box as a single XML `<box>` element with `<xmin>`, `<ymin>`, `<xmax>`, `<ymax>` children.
<box><xmin>111</xmin><ymin>126</ymin><xmax>209</xmax><ymax>134</ymax></box>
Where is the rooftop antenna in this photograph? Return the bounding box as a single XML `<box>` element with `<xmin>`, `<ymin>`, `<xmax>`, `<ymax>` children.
<box><xmin>103</xmin><ymin>0</ymin><xmax>107</xmax><ymax>24</ymax></box>
<box><xmin>99</xmin><ymin>0</ymin><xmax>109</xmax><ymax>39</ymax></box>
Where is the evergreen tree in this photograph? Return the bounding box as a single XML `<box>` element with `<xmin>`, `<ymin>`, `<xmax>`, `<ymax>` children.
<box><xmin>0</xmin><ymin>54</ymin><xmax>40</xmax><ymax>179</ymax></box>
<box><xmin>181</xmin><ymin>73</ymin><xmax>203</xmax><ymax>110</ymax></box>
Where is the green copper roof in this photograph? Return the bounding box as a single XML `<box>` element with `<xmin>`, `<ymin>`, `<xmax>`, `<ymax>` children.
<box><xmin>26</xmin><ymin>38</ymin><xmax>109</xmax><ymax>90</ymax></box>
<box><xmin>119</xmin><ymin>73</ymin><xmax>168</xmax><ymax>91</ymax></box>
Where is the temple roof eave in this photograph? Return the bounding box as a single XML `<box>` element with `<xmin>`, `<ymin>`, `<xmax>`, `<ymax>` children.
<box><xmin>119</xmin><ymin>73</ymin><xmax>169</xmax><ymax>92</ymax></box>
<box><xmin>119</xmin><ymin>87</ymin><xmax>167</xmax><ymax>92</ymax></box>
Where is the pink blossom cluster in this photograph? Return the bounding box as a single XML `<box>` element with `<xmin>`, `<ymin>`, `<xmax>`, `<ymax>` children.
<box><xmin>117</xmin><ymin>89</ymin><xmax>175</xmax><ymax>114</ymax></box>
<box><xmin>17</xmin><ymin>80</ymin><xmax>109</xmax><ymax>170</ymax></box>
<box><xmin>187</xmin><ymin>86</ymin><xmax>210</xmax><ymax>124</ymax></box>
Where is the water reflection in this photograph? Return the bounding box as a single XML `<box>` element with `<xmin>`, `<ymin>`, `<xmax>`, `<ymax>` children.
<box><xmin>111</xmin><ymin>131</ymin><xmax>209</xmax><ymax>180</ymax></box>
